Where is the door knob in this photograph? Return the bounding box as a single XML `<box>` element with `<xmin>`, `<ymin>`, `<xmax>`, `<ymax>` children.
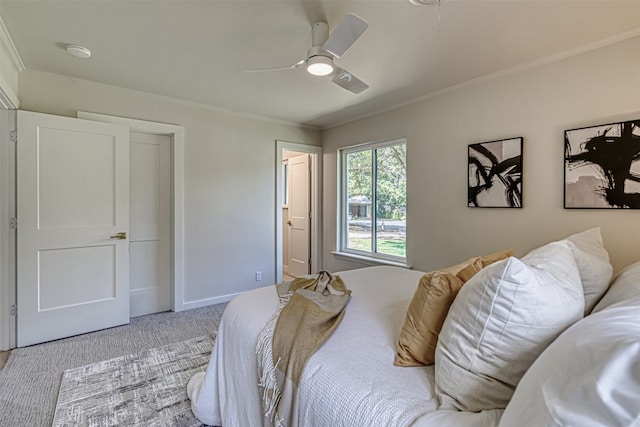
<box><xmin>110</xmin><ymin>232</ymin><xmax>127</xmax><ymax>240</ymax></box>
<box><xmin>287</xmin><ymin>220</ymin><xmax>292</xmax><ymax>226</ymax></box>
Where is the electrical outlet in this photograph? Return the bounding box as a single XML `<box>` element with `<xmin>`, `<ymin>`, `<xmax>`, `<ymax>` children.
<box><xmin>256</xmin><ymin>271</ymin><xmax>262</xmax><ymax>281</ymax></box>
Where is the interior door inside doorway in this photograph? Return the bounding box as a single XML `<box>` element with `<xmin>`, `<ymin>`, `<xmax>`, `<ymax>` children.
<box><xmin>129</xmin><ymin>131</ymin><xmax>171</xmax><ymax>317</ymax></box>
<box><xmin>283</xmin><ymin>151</ymin><xmax>311</xmax><ymax>278</ymax></box>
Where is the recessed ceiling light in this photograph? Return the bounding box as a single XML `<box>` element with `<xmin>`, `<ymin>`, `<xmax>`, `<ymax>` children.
<box><xmin>66</xmin><ymin>45</ymin><xmax>91</xmax><ymax>59</ymax></box>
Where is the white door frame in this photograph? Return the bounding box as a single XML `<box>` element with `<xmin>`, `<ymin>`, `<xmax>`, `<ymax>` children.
<box><xmin>0</xmin><ymin>109</ymin><xmax>17</xmax><ymax>350</ymax></box>
<box><xmin>0</xmin><ymin>14</ymin><xmax>23</xmax><ymax>349</ymax></box>
<box><xmin>78</xmin><ymin>112</ymin><xmax>186</xmax><ymax>312</ymax></box>
<box><xmin>275</xmin><ymin>140</ymin><xmax>322</xmax><ymax>283</ymax></box>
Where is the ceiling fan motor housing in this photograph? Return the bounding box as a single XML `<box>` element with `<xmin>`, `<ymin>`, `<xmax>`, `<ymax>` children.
<box><xmin>307</xmin><ymin>46</ymin><xmax>332</xmax><ymax>61</ymax></box>
<box><xmin>308</xmin><ymin>22</ymin><xmax>333</xmax><ymax>65</ymax></box>
<box><xmin>312</xmin><ymin>22</ymin><xmax>330</xmax><ymax>47</ymax></box>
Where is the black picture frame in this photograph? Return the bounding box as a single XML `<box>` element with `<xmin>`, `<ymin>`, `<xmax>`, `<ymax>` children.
<box><xmin>468</xmin><ymin>137</ymin><xmax>523</xmax><ymax>208</ymax></box>
<box><xmin>564</xmin><ymin>119</ymin><xmax>640</xmax><ymax>209</ymax></box>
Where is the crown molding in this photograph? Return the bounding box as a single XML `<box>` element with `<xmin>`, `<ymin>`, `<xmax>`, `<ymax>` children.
<box><xmin>23</xmin><ymin>69</ymin><xmax>321</xmax><ymax>131</ymax></box>
<box><xmin>0</xmin><ymin>16</ymin><xmax>23</xmax><ymax>108</ymax></box>
<box><xmin>0</xmin><ymin>16</ymin><xmax>25</xmax><ymax>73</ymax></box>
<box><xmin>324</xmin><ymin>28</ymin><xmax>640</xmax><ymax>130</ymax></box>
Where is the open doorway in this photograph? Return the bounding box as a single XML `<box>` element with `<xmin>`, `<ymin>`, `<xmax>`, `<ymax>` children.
<box><xmin>282</xmin><ymin>150</ymin><xmax>310</xmax><ymax>280</ymax></box>
<box><xmin>78</xmin><ymin>112</ymin><xmax>186</xmax><ymax>315</ymax></box>
<box><xmin>275</xmin><ymin>141</ymin><xmax>322</xmax><ymax>284</ymax></box>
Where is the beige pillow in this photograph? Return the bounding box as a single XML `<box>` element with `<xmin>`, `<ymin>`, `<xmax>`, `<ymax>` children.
<box><xmin>479</xmin><ymin>249</ymin><xmax>516</xmax><ymax>268</ymax></box>
<box><xmin>394</xmin><ymin>249</ymin><xmax>514</xmax><ymax>367</ymax></box>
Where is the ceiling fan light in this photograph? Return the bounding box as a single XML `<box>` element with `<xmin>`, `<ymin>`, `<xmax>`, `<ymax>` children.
<box><xmin>307</xmin><ymin>56</ymin><xmax>334</xmax><ymax>76</ymax></box>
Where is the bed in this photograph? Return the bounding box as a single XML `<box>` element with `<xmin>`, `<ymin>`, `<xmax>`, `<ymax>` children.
<box><xmin>187</xmin><ymin>228</ymin><xmax>640</xmax><ymax>427</ymax></box>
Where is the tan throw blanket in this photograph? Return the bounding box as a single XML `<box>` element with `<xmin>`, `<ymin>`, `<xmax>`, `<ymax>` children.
<box><xmin>257</xmin><ymin>271</ymin><xmax>351</xmax><ymax>427</ymax></box>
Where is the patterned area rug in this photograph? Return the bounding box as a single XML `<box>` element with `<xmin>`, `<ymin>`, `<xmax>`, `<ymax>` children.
<box><xmin>52</xmin><ymin>335</ymin><xmax>215</xmax><ymax>427</ymax></box>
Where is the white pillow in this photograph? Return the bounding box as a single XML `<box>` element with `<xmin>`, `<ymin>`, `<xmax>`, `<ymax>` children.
<box><xmin>591</xmin><ymin>260</ymin><xmax>640</xmax><ymax>314</ymax></box>
<box><xmin>565</xmin><ymin>227</ymin><xmax>613</xmax><ymax>314</ymax></box>
<box><xmin>500</xmin><ymin>299</ymin><xmax>640</xmax><ymax>427</ymax></box>
<box><xmin>435</xmin><ymin>241</ymin><xmax>584</xmax><ymax>412</ymax></box>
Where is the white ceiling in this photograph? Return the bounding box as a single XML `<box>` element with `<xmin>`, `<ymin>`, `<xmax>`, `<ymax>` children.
<box><xmin>2</xmin><ymin>1</ymin><xmax>640</xmax><ymax>129</ymax></box>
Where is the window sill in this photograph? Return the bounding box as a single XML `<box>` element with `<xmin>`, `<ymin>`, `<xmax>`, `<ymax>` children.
<box><xmin>331</xmin><ymin>251</ymin><xmax>412</xmax><ymax>269</ymax></box>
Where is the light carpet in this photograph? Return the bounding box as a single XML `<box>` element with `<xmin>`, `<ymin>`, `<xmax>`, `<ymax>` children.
<box><xmin>53</xmin><ymin>335</ymin><xmax>214</xmax><ymax>427</ymax></box>
<box><xmin>0</xmin><ymin>304</ymin><xmax>225</xmax><ymax>426</ymax></box>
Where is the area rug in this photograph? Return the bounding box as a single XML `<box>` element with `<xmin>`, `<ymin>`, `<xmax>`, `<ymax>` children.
<box><xmin>52</xmin><ymin>334</ymin><xmax>215</xmax><ymax>427</ymax></box>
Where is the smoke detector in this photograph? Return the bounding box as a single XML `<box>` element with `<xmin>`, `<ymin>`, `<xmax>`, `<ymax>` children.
<box><xmin>66</xmin><ymin>45</ymin><xmax>91</xmax><ymax>59</ymax></box>
<box><xmin>408</xmin><ymin>0</ymin><xmax>450</xmax><ymax>5</ymax></box>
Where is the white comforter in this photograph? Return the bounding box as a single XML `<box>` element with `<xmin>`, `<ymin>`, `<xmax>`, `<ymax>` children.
<box><xmin>187</xmin><ymin>266</ymin><xmax>503</xmax><ymax>427</ymax></box>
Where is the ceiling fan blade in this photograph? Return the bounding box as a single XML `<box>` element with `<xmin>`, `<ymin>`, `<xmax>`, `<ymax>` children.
<box><xmin>331</xmin><ymin>67</ymin><xmax>369</xmax><ymax>94</ymax></box>
<box><xmin>322</xmin><ymin>13</ymin><xmax>368</xmax><ymax>58</ymax></box>
<box><xmin>246</xmin><ymin>59</ymin><xmax>306</xmax><ymax>72</ymax></box>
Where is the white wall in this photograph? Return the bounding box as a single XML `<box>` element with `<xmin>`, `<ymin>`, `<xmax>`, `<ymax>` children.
<box><xmin>322</xmin><ymin>36</ymin><xmax>640</xmax><ymax>274</ymax></box>
<box><xmin>17</xmin><ymin>70</ymin><xmax>321</xmax><ymax>306</ymax></box>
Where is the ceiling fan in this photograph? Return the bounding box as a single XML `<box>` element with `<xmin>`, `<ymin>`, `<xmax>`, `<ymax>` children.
<box><xmin>248</xmin><ymin>13</ymin><xmax>369</xmax><ymax>94</ymax></box>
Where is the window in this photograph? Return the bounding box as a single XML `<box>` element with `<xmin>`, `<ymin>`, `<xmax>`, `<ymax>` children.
<box><xmin>339</xmin><ymin>139</ymin><xmax>407</xmax><ymax>262</ymax></box>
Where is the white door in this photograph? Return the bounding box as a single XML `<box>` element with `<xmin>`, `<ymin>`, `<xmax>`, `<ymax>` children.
<box><xmin>17</xmin><ymin>110</ymin><xmax>130</xmax><ymax>347</ymax></box>
<box><xmin>288</xmin><ymin>154</ymin><xmax>311</xmax><ymax>277</ymax></box>
<box><xmin>129</xmin><ymin>132</ymin><xmax>171</xmax><ymax>317</ymax></box>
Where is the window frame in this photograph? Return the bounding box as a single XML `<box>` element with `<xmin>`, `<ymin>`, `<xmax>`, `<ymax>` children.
<box><xmin>337</xmin><ymin>137</ymin><xmax>407</xmax><ymax>265</ymax></box>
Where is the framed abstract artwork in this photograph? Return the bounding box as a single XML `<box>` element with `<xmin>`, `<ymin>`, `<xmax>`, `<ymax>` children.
<box><xmin>564</xmin><ymin>119</ymin><xmax>640</xmax><ymax>209</ymax></box>
<box><xmin>468</xmin><ymin>137</ymin><xmax>523</xmax><ymax>208</ymax></box>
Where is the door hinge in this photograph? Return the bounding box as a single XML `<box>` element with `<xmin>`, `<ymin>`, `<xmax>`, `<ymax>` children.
<box><xmin>9</xmin><ymin>130</ymin><xmax>17</xmax><ymax>144</ymax></box>
<box><xmin>9</xmin><ymin>218</ymin><xmax>17</xmax><ymax>229</ymax></box>
<box><xmin>10</xmin><ymin>304</ymin><xmax>16</xmax><ymax>316</ymax></box>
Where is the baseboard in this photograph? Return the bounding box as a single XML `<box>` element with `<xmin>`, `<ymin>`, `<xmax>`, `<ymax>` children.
<box><xmin>182</xmin><ymin>292</ymin><xmax>242</xmax><ymax>311</ymax></box>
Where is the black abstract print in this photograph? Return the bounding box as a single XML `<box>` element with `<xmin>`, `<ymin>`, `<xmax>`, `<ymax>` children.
<box><xmin>468</xmin><ymin>137</ymin><xmax>523</xmax><ymax>208</ymax></box>
<box><xmin>565</xmin><ymin>120</ymin><xmax>640</xmax><ymax>209</ymax></box>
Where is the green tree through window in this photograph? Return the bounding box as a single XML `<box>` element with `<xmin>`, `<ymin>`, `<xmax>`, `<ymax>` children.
<box><xmin>341</xmin><ymin>139</ymin><xmax>406</xmax><ymax>260</ymax></box>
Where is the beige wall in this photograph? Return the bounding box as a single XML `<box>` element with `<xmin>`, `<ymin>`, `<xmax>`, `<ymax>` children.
<box><xmin>322</xmin><ymin>36</ymin><xmax>640</xmax><ymax>274</ymax></box>
<box><xmin>18</xmin><ymin>70</ymin><xmax>321</xmax><ymax>305</ymax></box>
<box><xmin>12</xmin><ymin>35</ymin><xmax>640</xmax><ymax>310</ymax></box>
